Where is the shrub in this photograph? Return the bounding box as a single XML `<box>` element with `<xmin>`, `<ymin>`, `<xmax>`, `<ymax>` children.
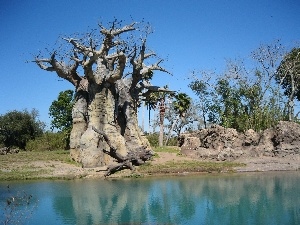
<box><xmin>146</xmin><ymin>133</ymin><xmax>178</xmax><ymax>147</ymax></box>
<box><xmin>26</xmin><ymin>132</ymin><xmax>66</xmax><ymax>151</ymax></box>
<box><xmin>0</xmin><ymin>109</ymin><xmax>45</xmax><ymax>149</ymax></box>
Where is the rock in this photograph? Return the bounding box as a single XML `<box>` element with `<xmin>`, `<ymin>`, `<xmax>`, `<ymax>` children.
<box><xmin>180</xmin><ymin>125</ymin><xmax>245</xmax><ymax>161</ymax></box>
<box><xmin>217</xmin><ymin>148</ymin><xmax>244</xmax><ymax>161</ymax></box>
<box><xmin>0</xmin><ymin>147</ymin><xmax>9</xmax><ymax>155</ymax></box>
<box><xmin>260</xmin><ymin>128</ymin><xmax>275</xmax><ymax>156</ymax></box>
<box><xmin>181</xmin><ymin>135</ymin><xmax>201</xmax><ymax>156</ymax></box>
<box><xmin>273</xmin><ymin>121</ymin><xmax>300</xmax><ymax>156</ymax></box>
<box><xmin>244</xmin><ymin>129</ymin><xmax>260</xmax><ymax>146</ymax></box>
<box><xmin>179</xmin><ymin>121</ymin><xmax>300</xmax><ymax>161</ymax></box>
<box><xmin>0</xmin><ymin>147</ymin><xmax>19</xmax><ymax>155</ymax></box>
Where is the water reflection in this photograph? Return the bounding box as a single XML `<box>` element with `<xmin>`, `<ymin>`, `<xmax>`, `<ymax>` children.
<box><xmin>52</xmin><ymin>180</ymin><xmax>153</xmax><ymax>224</ymax></box>
<box><xmin>1</xmin><ymin>172</ymin><xmax>300</xmax><ymax>225</ymax></box>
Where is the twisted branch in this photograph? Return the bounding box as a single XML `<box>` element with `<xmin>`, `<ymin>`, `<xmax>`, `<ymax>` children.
<box><xmin>92</xmin><ymin>126</ymin><xmax>153</xmax><ymax>176</ymax></box>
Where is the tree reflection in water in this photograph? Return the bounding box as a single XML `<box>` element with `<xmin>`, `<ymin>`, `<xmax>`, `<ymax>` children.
<box><xmin>5</xmin><ymin>172</ymin><xmax>298</xmax><ymax>224</ymax></box>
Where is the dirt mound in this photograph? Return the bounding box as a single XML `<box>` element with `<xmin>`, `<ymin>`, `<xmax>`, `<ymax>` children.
<box><xmin>179</xmin><ymin>121</ymin><xmax>300</xmax><ymax>161</ymax></box>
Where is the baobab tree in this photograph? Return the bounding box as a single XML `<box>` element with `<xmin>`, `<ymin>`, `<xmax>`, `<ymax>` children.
<box><xmin>34</xmin><ymin>20</ymin><xmax>171</xmax><ymax>170</ymax></box>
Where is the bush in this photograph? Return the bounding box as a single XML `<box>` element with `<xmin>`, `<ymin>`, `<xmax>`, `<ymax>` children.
<box><xmin>146</xmin><ymin>133</ymin><xmax>159</xmax><ymax>147</ymax></box>
<box><xmin>26</xmin><ymin>132</ymin><xmax>66</xmax><ymax>151</ymax></box>
<box><xmin>146</xmin><ymin>132</ymin><xmax>178</xmax><ymax>147</ymax></box>
<box><xmin>0</xmin><ymin>109</ymin><xmax>45</xmax><ymax>149</ymax></box>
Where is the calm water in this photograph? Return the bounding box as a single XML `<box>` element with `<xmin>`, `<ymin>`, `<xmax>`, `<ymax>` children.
<box><xmin>1</xmin><ymin>172</ymin><xmax>300</xmax><ymax>225</ymax></box>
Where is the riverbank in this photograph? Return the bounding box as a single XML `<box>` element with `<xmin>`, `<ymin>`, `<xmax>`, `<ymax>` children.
<box><xmin>1</xmin><ymin>148</ymin><xmax>299</xmax><ymax>181</ymax></box>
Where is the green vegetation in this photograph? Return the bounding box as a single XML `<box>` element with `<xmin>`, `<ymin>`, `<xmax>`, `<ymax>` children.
<box><xmin>0</xmin><ymin>150</ymin><xmax>79</xmax><ymax>180</ymax></box>
<box><xmin>0</xmin><ymin>109</ymin><xmax>45</xmax><ymax>149</ymax></box>
<box><xmin>146</xmin><ymin>133</ymin><xmax>177</xmax><ymax>147</ymax></box>
<box><xmin>136</xmin><ymin>146</ymin><xmax>245</xmax><ymax>176</ymax></box>
<box><xmin>275</xmin><ymin>47</ymin><xmax>300</xmax><ymax>121</ymax></box>
<box><xmin>165</xmin><ymin>93</ymin><xmax>192</xmax><ymax>145</ymax></box>
<box><xmin>0</xmin><ymin>146</ymin><xmax>245</xmax><ymax>180</ymax></box>
<box><xmin>154</xmin><ymin>146</ymin><xmax>180</xmax><ymax>154</ymax></box>
<box><xmin>189</xmin><ymin>42</ymin><xmax>290</xmax><ymax>132</ymax></box>
<box><xmin>138</xmin><ymin>161</ymin><xmax>245</xmax><ymax>175</ymax></box>
<box><xmin>26</xmin><ymin>132</ymin><xmax>66</xmax><ymax>151</ymax></box>
<box><xmin>49</xmin><ymin>90</ymin><xmax>74</xmax><ymax>149</ymax></box>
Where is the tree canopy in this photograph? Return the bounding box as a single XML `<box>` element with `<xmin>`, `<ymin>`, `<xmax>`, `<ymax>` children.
<box><xmin>49</xmin><ymin>90</ymin><xmax>74</xmax><ymax>149</ymax></box>
<box><xmin>275</xmin><ymin>47</ymin><xmax>300</xmax><ymax>120</ymax></box>
<box><xmin>0</xmin><ymin>109</ymin><xmax>44</xmax><ymax>149</ymax></box>
<box><xmin>49</xmin><ymin>90</ymin><xmax>74</xmax><ymax>132</ymax></box>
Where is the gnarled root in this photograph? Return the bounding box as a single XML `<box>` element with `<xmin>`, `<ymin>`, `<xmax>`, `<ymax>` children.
<box><xmin>92</xmin><ymin>126</ymin><xmax>154</xmax><ymax>176</ymax></box>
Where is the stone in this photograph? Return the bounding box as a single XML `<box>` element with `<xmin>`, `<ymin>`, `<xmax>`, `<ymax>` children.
<box><xmin>179</xmin><ymin>121</ymin><xmax>300</xmax><ymax>161</ymax></box>
<box><xmin>0</xmin><ymin>147</ymin><xmax>19</xmax><ymax>155</ymax></box>
<box><xmin>273</xmin><ymin>121</ymin><xmax>300</xmax><ymax>156</ymax></box>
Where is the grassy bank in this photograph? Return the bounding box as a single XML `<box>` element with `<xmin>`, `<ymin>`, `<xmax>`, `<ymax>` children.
<box><xmin>138</xmin><ymin>160</ymin><xmax>244</xmax><ymax>175</ymax></box>
<box><xmin>0</xmin><ymin>150</ymin><xmax>78</xmax><ymax>180</ymax></box>
<box><xmin>0</xmin><ymin>148</ymin><xmax>245</xmax><ymax>180</ymax></box>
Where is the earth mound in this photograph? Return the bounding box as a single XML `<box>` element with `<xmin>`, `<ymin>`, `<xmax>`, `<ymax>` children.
<box><xmin>179</xmin><ymin>121</ymin><xmax>300</xmax><ymax>161</ymax></box>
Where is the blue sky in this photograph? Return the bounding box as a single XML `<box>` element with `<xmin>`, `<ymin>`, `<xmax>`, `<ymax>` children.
<box><xmin>1</xmin><ymin>0</ymin><xmax>300</xmax><ymax>128</ymax></box>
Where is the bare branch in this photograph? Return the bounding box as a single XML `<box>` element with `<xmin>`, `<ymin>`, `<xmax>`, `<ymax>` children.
<box><xmin>140</xmin><ymin>80</ymin><xmax>174</xmax><ymax>94</ymax></box>
<box><xmin>63</xmin><ymin>38</ymin><xmax>92</xmax><ymax>55</ymax></box>
<box><xmin>141</xmin><ymin>59</ymin><xmax>172</xmax><ymax>76</ymax></box>
<box><xmin>34</xmin><ymin>53</ymin><xmax>82</xmax><ymax>87</ymax></box>
<box><xmin>100</xmin><ymin>22</ymin><xmax>136</xmax><ymax>37</ymax></box>
<box><xmin>106</xmin><ymin>52</ymin><xmax>126</xmax><ymax>83</ymax></box>
<box><xmin>63</xmin><ymin>37</ymin><xmax>103</xmax><ymax>70</ymax></box>
<box><xmin>34</xmin><ymin>58</ymin><xmax>55</xmax><ymax>71</ymax></box>
<box><xmin>92</xmin><ymin>125</ymin><xmax>153</xmax><ymax>177</ymax></box>
<box><xmin>144</xmin><ymin>52</ymin><xmax>156</xmax><ymax>59</ymax></box>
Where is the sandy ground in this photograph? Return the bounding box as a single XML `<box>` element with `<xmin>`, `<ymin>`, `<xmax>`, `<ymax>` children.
<box><xmin>28</xmin><ymin>152</ymin><xmax>300</xmax><ymax>179</ymax></box>
<box><xmin>233</xmin><ymin>155</ymin><xmax>300</xmax><ymax>172</ymax></box>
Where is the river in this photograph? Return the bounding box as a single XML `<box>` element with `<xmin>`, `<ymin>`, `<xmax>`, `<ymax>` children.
<box><xmin>1</xmin><ymin>171</ymin><xmax>300</xmax><ymax>224</ymax></box>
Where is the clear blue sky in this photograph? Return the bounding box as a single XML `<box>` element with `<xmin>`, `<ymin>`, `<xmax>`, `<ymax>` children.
<box><xmin>1</xmin><ymin>0</ymin><xmax>300</xmax><ymax>128</ymax></box>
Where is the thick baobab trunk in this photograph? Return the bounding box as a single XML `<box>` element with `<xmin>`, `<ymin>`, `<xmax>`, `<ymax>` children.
<box><xmin>69</xmin><ymin>90</ymin><xmax>88</xmax><ymax>161</ymax></box>
<box><xmin>69</xmin><ymin>80</ymin><xmax>151</xmax><ymax>168</ymax></box>
<box><xmin>71</xmin><ymin>82</ymin><xmax>129</xmax><ymax>167</ymax></box>
<box><xmin>116</xmin><ymin>80</ymin><xmax>150</xmax><ymax>151</ymax></box>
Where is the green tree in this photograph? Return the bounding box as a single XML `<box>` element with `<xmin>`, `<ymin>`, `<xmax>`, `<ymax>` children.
<box><xmin>0</xmin><ymin>109</ymin><xmax>44</xmax><ymax>149</ymax></box>
<box><xmin>189</xmin><ymin>78</ymin><xmax>215</xmax><ymax>128</ymax></box>
<box><xmin>173</xmin><ymin>93</ymin><xmax>192</xmax><ymax>118</ymax></box>
<box><xmin>215</xmin><ymin>78</ymin><xmax>243</xmax><ymax>129</ymax></box>
<box><xmin>213</xmin><ymin>74</ymin><xmax>284</xmax><ymax>132</ymax></box>
<box><xmin>141</xmin><ymin>83</ymin><xmax>174</xmax><ymax>146</ymax></box>
<box><xmin>275</xmin><ymin>48</ymin><xmax>300</xmax><ymax>121</ymax></box>
<box><xmin>165</xmin><ymin>93</ymin><xmax>192</xmax><ymax>145</ymax></box>
<box><xmin>49</xmin><ymin>90</ymin><xmax>74</xmax><ymax>149</ymax></box>
<box><xmin>165</xmin><ymin>93</ymin><xmax>191</xmax><ymax>145</ymax></box>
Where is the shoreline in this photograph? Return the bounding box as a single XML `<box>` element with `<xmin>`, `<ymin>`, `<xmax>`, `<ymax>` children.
<box><xmin>1</xmin><ymin>153</ymin><xmax>299</xmax><ymax>181</ymax></box>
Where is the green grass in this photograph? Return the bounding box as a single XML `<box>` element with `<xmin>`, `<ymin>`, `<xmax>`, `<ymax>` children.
<box><xmin>137</xmin><ymin>146</ymin><xmax>246</xmax><ymax>175</ymax></box>
<box><xmin>0</xmin><ymin>168</ymin><xmax>51</xmax><ymax>181</ymax></box>
<box><xmin>0</xmin><ymin>150</ymin><xmax>80</xmax><ymax>180</ymax></box>
<box><xmin>0</xmin><ymin>150</ymin><xmax>76</xmax><ymax>164</ymax></box>
<box><xmin>0</xmin><ymin>147</ymin><xmax>246</xmax><ymax>180</ymax></box>
<box><xmin>153</xmin><ymin>146</ymin><xmax>181</xmax><ymax>153</ymax></box>
<box><xmin>138</xmin><ymin>160</ymin><xmax>245</xmax><ymax>175</ymax></box>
